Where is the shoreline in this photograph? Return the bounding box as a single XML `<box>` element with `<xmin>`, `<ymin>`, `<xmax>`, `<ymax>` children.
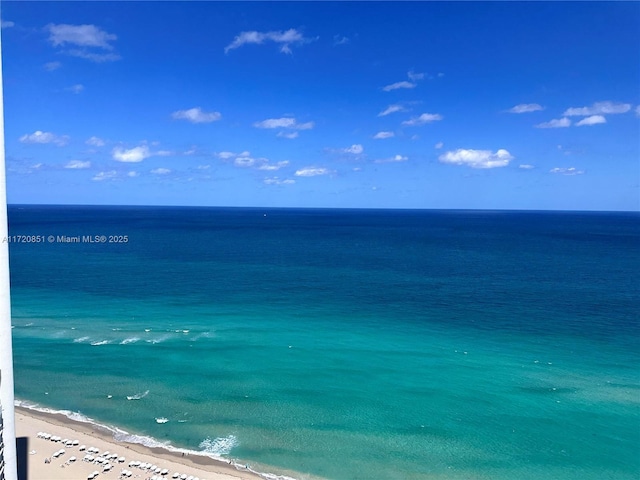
<box><xmin>14</xmin><ymin>404</ymin><xmax>294</xmax><ymax>480</ymax></box>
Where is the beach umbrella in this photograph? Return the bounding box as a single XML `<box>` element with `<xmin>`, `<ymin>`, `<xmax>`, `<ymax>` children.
<box><xmin>68</xmin><ymin>456</ymin><xmax>76</xmax><ymax>462</ymax></box>
<box><xmin>160</xmin><ymin>468</ymin><xmax>169</xmax><ymax>475</ymax></box>
<box><xmin>172</xmin><ymin>474</ymin><xmax>179</xmax><ymax>479</ymax></box>
<box><xmin>118</xmin><ymin>456</ymin><xmax>125</xmax><ymax>463</ymax></box>
<box><xmin>79</xmin><ymin>445</ymin><xmax>86</xmax><ymax>451</ymax></box>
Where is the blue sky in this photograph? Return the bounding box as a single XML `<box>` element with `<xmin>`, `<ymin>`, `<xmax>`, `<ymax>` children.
<box><xmin>2</xmin><ymin>1</ymin><xmax>639</xmax><ymax>210</ymax></box>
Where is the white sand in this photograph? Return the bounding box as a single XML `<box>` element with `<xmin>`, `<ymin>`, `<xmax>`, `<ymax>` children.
<box><xmin>14</xmin><ymin>407</ymin><xmax>264</xmax><ymax>480</ymax></box>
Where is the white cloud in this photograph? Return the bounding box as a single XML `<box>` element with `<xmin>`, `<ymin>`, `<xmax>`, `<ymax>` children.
<box><xmin>382</xmin><ymin>81</ymin><xmax>416</xmax><ymax>92</ymax></box>
<box><xmin>64</xmin><ymin>160</ymin><xmax>91</xmax><ymax>169</ymax></box>
<box><xmin>258</xmin><ymin>161</ymin><xmax>289</xmax><ymax>171</ymax></box>
<box><xmin>216</xmin><ymin>151</ymin><xmax>236</xmax><ymax>160</ymax></box>
<box><xmin>67</xmin><ymin>84</ymin><xmax>84</xmax><ymax>94</ymax></box>
<box><xmin>92</xmin><ymin>170</ymin><xmax>117</xmax><ymax>181</ymax></box>
<box><xmin>373</xmin><ymin>131</ymin><xmax>394</xmax><ymax>139</ymax></box>
<box><xmin>435</xmin><ymin>142</ymin><xmax>444</xmax><ymax>149</ymax></box>
<box><xmin>439</xmin><ymin>148</ymin><xmax>513</xmax><ymax>169</ymax></box>
<box><xmin>636</xmin><ymin>105</ymin><xmax>640</xmax><ymax>117</ymax></box>
<box><xmin>264</xmin><ymin>177</ymin><xmax>295</xmax><ymax>185</ymax></box>
<box><xmin>46</xmin><ymin>24</ymin><xmax>120</xmax><ymax>62</ymax></box>
<box><xmin>342</xmin><ymin>144</ymin><xmax>364</xmax><ymax>154</ymax></box>
<box><xmin>375</xmin><ymin>154</ymin><xmax>408</xmax><ymax>164</ymax></box>
<box><xmin>1</xmin><ymin>20</ymin><xmax>15</xmax><ymax>29</ymax></box>
<box><xmin>86</xmin><ymin>136</ymin><xmax>105</xmax><ymax>147</ymax></box>
<box><xmin>112</xmin><ymin>145</ymin><xmax>151</xmax><ymax>163</ymax></box>
<box><xmin>196</xmin><ymin>165</ymin><xmax>210</xmax><ymax>170</ymax></box>
<box><xmin>151</xmin><ymin>168</ymin><xmax>171</xmax><ymax>175</ymax></box>
<box><xmin>172</xmin><ymin>107</ymin><xmax>221</xmax><ymax>123</ymax></box>
<box><xmin>407</xmin><ymin>70</ymin><xmax>425</xmax><ymax>82</ymax></box>
<box><xmin>507</xmin><ymin>103</ymin><xmax>544</xmax><ymax>113</ymax></box>
<box><xmin>44</xmin><ymin>61</ymin><xmax>62</xmax><ymax>71</ymax></box>
<box><xmin>575</xmin><ymin>115</ymin><xmax>606</xmax><ymax>126</ymax></box>
<box><xmin>19</xmin><ymin>130</ymin><xmax>69</xmax><ymax>146</ymax></box>
<box><xmin>295</xmin><ymin>167</ymin><xmax>331</xmax><ymax>177</ymax></box>
<box><xmin>378</xmin><ymin>104</ymin><xmax>405</xmax><ymax>117</ymax></box>
<box><xmin>254</xmin><ymin>117</ymin><xmax>314</xmax><ymax>130</ymax></box>
<box><xmin>66</xmin><ymin>50</ymin><xmax>121</xmax><ymax>62</ymax></box>
<box><xmin>563</xmin><ymin>101</ymin><xmax>631</xmax><ymax>116</ymax></box>
<box><xmin>550</xmin><ymin>167</ymin><xmax>584</xmax><ymax>175</ymax></box>
<box><xmin>277</xmin><ymin>131</ymin><xmax>299</xmax><ymax>139</ymax></box>
<box><xmin>127</xmin><ymin>171</ymin><xmax>139</xmax><ymax>177</ymax></box>
<box><xmin>333</xmin><ymin>35</ymin><xmax>349</xmax><ymax>46</ymax></box>
<box><xmin>225</xmin><ymin>28</ymin><xmax>314</xmax><ymax>54</ymax></box>
<box><xmin>519</xmin><ymin>164</ymin><xmax>535</xmax><ymax>169</ymax></box>
<box><xmin>535</xmin><ymin>118</ymin><xmax>571</xmax><ymax>128</ymax></box>
<box><xmin>402</xmin><ymin>113</ymin><xmax>443</xmax><ymax>126</ymax></box>
<box><xmin>47</xmin><ymin>23</ymin><xmax>117</xmax><ymax>49</ymax></box>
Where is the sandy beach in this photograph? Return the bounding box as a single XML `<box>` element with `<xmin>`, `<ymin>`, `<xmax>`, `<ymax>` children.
<box><xmin>14</xmin><ymin>406</ymin><xmax>264</xmax><ymax>480</ymax></box>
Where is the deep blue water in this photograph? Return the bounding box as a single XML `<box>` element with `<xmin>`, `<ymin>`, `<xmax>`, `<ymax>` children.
<box><xmin>8</xmin><ymin>205</ymin><xmax>640</xmax><ymax>479</ymax></box>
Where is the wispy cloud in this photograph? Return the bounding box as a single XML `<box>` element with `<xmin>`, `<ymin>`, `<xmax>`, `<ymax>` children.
<box><xmin>19</xmin><ymin>130</ymin><xmax>69</xmax><ymax>146</ymax></box>
<box><xmin>519</xmin><ymin>164</ymin><xmax>535</xmax><ymax>170</ymax></box>
<box><xmin>576</xmin><ymin>115</ymin><xmax>606</xmax><ymax>126</ymax></box>
<box><xmin>86</xmin><ymin>136</ymin><xmax>105</xmax><ymax>147</ymax></box>
<box><xmin>550</xmin><ymin>167</ymin><xmax>584</xmax><ymax>175</ymax></box>
<box><xmin>382</xmin><ymin>81</ymin><xmax>416</xmax><ymax>92</ymax></box>
<box><xmin>172</xmin><ymin>107</ymin><xmax>221</xmax><ymax>123</ymax></box>
<box><xmin>439</xmin><ymin>148</ymin><xmax>513</xmax><ymax>169</ymax></box>
<box><xmin>225</xmin><ymin>28</ymin><xmax>314</xmax><ymax>54</ymax></box>
<box><xmin>112</xmin><ymin>146</ymin><xmax>151</xmax><ymax>163</ymax></box>
<box><xmin>47</xmin><ymin>23</ymin><xmax>116</xmax><ymax>49</ymax></box>
<box><xmin>44</xmin><ymin>61</ymin><xmax>62</xmax><ymax>71</ymax></box>
<box><xmin>1</xmin><ymin>20</ymin><xmax>15</xmax><ymax>29</ymax></box>
<box><xmin>434</xmin><ymin>142</ymin><xmax>444</xmax><ymax>149</ymax></box>
<box><xmin>341</xmin><ymin>144</ymin><xmax>364</xmax><ymax>154</ymax></box>
<box><xmin>258</xmin><ymin>160</ymin><xmax>289</xmax><ymax>171</ymax></box>
<box><xmin>295</xmin><ymin>167</ymin><xmax>331</xmax><ymax>177</ymax></box>
<box><xmin>151</xmin><ymin>168</ymin><xmax>171</xmax><ymax>175</ymax></box>
<box><xmin>64</xmin><ymin>160</ymin><xmax>91</xmax><ymax>169</ymax></box>
<box><xmin>563</xmin><ymin>101</ymin><xmax>631</xmax><ymax>116</ymax></box>
<box><xmin>507</xmin><ymin>103</ymin><xmax>544</xmax><ymax>113</ymax></box>
<box><xmin>66</xmin><ymin>84</ymin><xmax>84</xmax><ymax>94</ymax></box>
<box><xmin>407</xmin><ymin>70</ymin><xmax>425</xmax><ymax>82</ymax></box>
<box><xmin>264</xmin><ymin>176</ymin><xmax>295</xmax><ymax>185</ymax></box>
<box><xmin>383</xmin><ymin>70</ymin><xmax>427</xmax><ymax>91</ymax></box>
<box><xmin>378</xmin><ymin>104</ymin><xmax>405</xmax><ymax>117</ymax></box>
<box><xmin>277</xmin><ymin>131</ymin><xmax>299</xmax><ymax>139</ymax></box>
<box><xmin>373</xmin><ymin>131</ymin><xmax>394</xmax><ymax>139</ymax></box>
<box><xmin>535</xmin><ymin>118</ymin><xmax>571</xmax><ymax>128</ymax></box>
<box><xmin>254</xmin><ymin>117</ymin><xmax>314</xmax><ymax>130</ymax></box>
<box><xmin>374</xmin><ymin>154</ymin><xmax>408</xmax><ymax>164</ymax></box>
<box><xmin>402</xmin><ymin>113</ymin><xmax>443</xmax><ymax>126</ymax></box>
<box><xmin>46</xmin><ymin>23</ymin><xmax>121</xmax><ymax>62</ymax></box>
<box><xmin>67</xmin><ymin>50</ymin><xmax>121</xmax><ymax>62</ymax></box>
<box><xmin>92</xmin><ymin>170</ymin><xmax>118</xmax><ymax>181</ymax></box>
<box><xmin>333</xmin><ymin>34</ymin><xmax>349</xmax><ymax>46</ymax></box>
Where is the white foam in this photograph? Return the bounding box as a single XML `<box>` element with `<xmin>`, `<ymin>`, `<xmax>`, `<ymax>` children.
<box><xmin>74</xmin><ymin>336</ymin><xmax>90</xmax><ymax>343</ymax></box>
<box><xmin>198</xmin><ymin>435</ymin><xmax>238</xmax><ymax>456</ymax></box>
<box><xmin>120</xmin><ymin>337</ymin><xmax>140</xmax><ymax>345</ymax></box>
<box><xmin>155</xmin><ymin>417</ymin><xmax>169</xmax><ymax>424</ymax></box>
<box><xmin>126</xmin><ymin>390</ymin><xmax>149</xmax><ymax>401</ymax></box>
<box><xmin>91</xmin><ymin>340</ymin><xmax>109</xmax><ymax>346</ymax></box>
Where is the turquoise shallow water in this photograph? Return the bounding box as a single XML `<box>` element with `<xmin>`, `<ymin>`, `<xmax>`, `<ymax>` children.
<box><xmin>8</xmin><ymin>206</ymin><xmax>640</xmax><ymax>479</ymax></box>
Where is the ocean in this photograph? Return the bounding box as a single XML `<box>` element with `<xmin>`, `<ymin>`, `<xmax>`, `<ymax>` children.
<box><xmin>7</xmin><ymin>205</ymin><xmax>640</xmax><ymax>479</ymax></box>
